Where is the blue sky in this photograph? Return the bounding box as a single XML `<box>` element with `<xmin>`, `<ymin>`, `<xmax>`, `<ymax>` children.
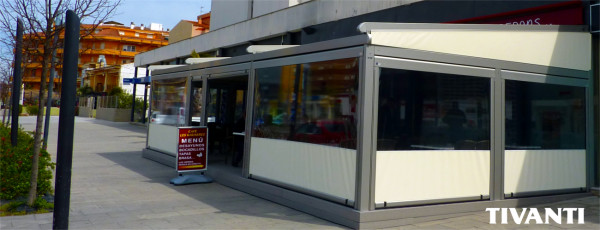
<box><xmin>103</xmin><ymin>0</ymin><xmax>212</xmax><ymax>31</ymax></box>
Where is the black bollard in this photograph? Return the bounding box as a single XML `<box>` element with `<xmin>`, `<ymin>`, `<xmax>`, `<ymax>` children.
<box><xmin>53</xmin><ymin>10</ymin><xmax>79</xmax><ymax>230</ymax></box>
<box><xmin>10</xmin><ymin>19</ymin><xmax>23</xmax><ymax>146</ymax></box>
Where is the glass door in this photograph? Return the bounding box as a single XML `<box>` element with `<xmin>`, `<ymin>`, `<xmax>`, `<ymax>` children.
<box><xmin>205</xmin><ymin>76</ymin><xmax>248</xmax><ymax>168</ymax></box>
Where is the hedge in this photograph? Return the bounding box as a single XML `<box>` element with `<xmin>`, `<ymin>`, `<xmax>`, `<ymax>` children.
<box><xmin>0</xmin><ymin>124</ymin><xmax>55</xmax><ymax>200</ymax></box>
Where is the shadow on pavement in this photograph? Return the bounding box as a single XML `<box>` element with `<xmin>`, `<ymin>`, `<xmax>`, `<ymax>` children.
<box><xmin>87</xmin><ymin>119</ymin><xmax>147</xmax><ymax>135</ymax></box>
<box><xmin>97</xmin><ymin>150</ymin><xmax>342</xmax><ymax>227</ymax></box>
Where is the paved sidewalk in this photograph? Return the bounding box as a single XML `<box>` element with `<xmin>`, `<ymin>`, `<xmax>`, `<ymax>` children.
<box><xmin>1</xmin><ymin>117</ymin><xmax>343</xmax><ymax>229</ymax></box>
<box><xmin>1</xmin><ymin>117</ymin><xmax>598</xmax><ymax>229</ymax></box>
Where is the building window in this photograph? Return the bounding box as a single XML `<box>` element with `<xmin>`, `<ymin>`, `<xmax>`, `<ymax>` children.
<box><xmin>253</xmin><ymin>58</ymin><xmax>359</xmax><ymax>149</ymax></box>
<box><xmin>94</xmin><ymin>29</ymin><xmax>100</xmax><ymax>34</ymax></box>
<box><xmin>135</xmin><ymin>32</ymin><xmax>139</xmax><ymax>37</ymax></box>
<box><xmin>100</xmin><ymin>42</ymin><xmax>105</xmax><ymax>49</ymax></box>
<box><xmin>147</xmin><ymin>34</ymin><xmax>154</xmax><ymax>39</ymax></box>
<box><xmin>505</xmin><ymin>80</ymin><xmax>585</xmax><ymax>149</ymax></box>
<box><xmin>122</xmin><ymin>59</ymin><xmax>128</xmax><ymax>64</ymax></box>
<box><xmin>123</xmin><ymin>45</ymin><xmax>136</xmax><ymax>52</ymax></box>
<box><xmin>118</xmin><ymin>31</ymin><xmax>124</xmax><ymax>36</ymax></box>
<box><xmin>376</xmin><ymin>68</ymin><xmax>490</xmax><ymax>150</ymax></box>
<box><xmin>151</xmin><ymin>78</ymin><xmax>187</xmax><ymax>126</ymax></box>
<box><xmin>92</xmin><ymin>43</ymin><xmax>95</xmax><ymax>49</ymax></box>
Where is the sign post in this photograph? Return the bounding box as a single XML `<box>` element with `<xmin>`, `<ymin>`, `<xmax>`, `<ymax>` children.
<box><xmin>170</xmin><ymin>126</ymin><xmax>212</xmax><ymax>185</ymax></box>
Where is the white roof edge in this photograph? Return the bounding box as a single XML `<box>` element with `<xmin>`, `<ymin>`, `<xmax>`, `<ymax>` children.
<box><xmin>185</xmin><ymin>57</ymin><xmax>230</xmax><ymax>64</ymax></box>
<box><xmin>247</xmin><ymin>45</ymin><xmax>299</xmax><ymax>54</ymax></box>
<box><xmin>147</xmin><ymin>65</ymin><xmax>186</xmax><ymax>71</ymax></box>
<box><xmin>357</xmin><ymin>22</ymin><xmax>588</xmax><ymax>33</ymax></box>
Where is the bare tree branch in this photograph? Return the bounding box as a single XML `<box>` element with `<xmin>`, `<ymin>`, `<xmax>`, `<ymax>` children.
<box><xmin>0</xmin><ymin>0</ymin><xmax>121</xmax><ymax>207</ymax></box>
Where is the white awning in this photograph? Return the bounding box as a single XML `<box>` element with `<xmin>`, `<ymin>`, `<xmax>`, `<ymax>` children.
<box><xmin>359</xmin><ymin>23</ymin><xmax>591</xmax><ymax>71</ymax></box>
<box><xmin>247</xmin><ymin>45</ymin><xmax>299</xmax><ymax>54</ymax></box>
<box><xmin>147</xmin><ymin>65</ymin><xmax>186</xmax><ymax>71</ymax></box>
<box><xmin>185</xmin><ymin>57</ymin><xmax>230</xmax><ymax>64</ymax></box>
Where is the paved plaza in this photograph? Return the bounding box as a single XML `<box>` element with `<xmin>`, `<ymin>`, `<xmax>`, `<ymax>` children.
<box><xmin>0</xmin><ymin>116</ymin><xmax>598</xmax><ymax>229</ymax></box>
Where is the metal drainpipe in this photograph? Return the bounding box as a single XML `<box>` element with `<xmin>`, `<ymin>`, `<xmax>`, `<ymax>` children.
<box><xmin>131</xmin><ymin>67</ymin><xmax>138</xmax><ymax>121</ymax></box>
<box><xmin>142</xmin><ymin>67</ymin><xmax>149</xmax><ymax>123</ymax></box>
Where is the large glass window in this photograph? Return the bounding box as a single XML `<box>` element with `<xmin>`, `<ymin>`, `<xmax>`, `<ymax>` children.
<box><xmin>253</xmin><ymin>58</ymin><xmax>359</xmax><ymax>149</ymax></box>
<box><xmin>377</xmin><ymin>68</ymin><xmax>490</xmax><ymax>150</ymax></box>
<box><xmin>505</xmin><ymin>81</ymin><xmax>585</xmax><ymax>149</ymax></box>
<box><xmin>150</xmin><ymin>78</ymin><xmax>187</xmax><ymax>126</ymax></box>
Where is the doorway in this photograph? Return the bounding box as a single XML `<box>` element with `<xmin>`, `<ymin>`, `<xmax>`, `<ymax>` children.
<box><xmin>205</xmin><ymin>75</ymin><xmax>248</xmax><ymax>170</ymax></box>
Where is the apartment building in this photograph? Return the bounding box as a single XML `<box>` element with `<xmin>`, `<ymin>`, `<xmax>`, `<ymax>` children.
<box><xmin>170</xmin><ymin>12</ymin><xmax>211</xmax><ymax>44</ymax></box>
<box><xmin>22</xmin><ymin>21</ymin><xmax>168</xmax><ymax>99</ymax></box>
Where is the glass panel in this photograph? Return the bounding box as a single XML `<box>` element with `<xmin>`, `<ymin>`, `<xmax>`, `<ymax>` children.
<box><xmin>150</xmin><ymin>78</ymin><xmax>187</xmax><ymax>126</ymax></box>
<box><xmin>253</xmin><ymin>58</ymin><xmax>359</xmax><ymax>149</ymax></box>
<box><xmin>190</xmin><ymin>81</ymin><xmax>203</xmax><ymax>126</ymax></box>
<box><xmin>505</xmin><ymin>80</ymin><xmax>586</xmax><ymax>149</ymax></box>
<box><xmin>207</xmin><ymin>88</ymin><xmax>218</xmax><ymax>123</ymax></box>
<box><xmin>234</xmin><ymin>90</ymin><xmax>246</xmax><ymax>124</ymax></box>
<box><xmin>377</xmin><ymin>68</ymin><xmax>490</xmax><ymax>150</ymax></box>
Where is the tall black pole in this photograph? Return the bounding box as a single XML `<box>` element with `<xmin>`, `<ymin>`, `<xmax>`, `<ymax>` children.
<box><xmin>142</xmin><ymin>67</ymin><xmax>149</xmax><ymax>123</ymax></box>
<box><xmin>44</xmin><ymin>29</ymin><xmax>60</xmax><ymax>149</ymax></box>
<box><xmin>131</xmin><ymin>67</ymin><xmax>138</xmax><ymax>122</ymax></box>
<box><xmin>10</xmin><ymin>19</ymin><xmax>24</xmax><ymax>146</ymax></box>
<box><xmin>53</xmin><ymin>10</ymin><xmax>79</xmax><ymax>230</ymax></box>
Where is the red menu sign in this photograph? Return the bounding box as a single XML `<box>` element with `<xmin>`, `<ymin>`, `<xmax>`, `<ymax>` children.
<box><xmin>177</xmin><ymin>127</ymin><xmax>208</xmax><ymax>172</ymax></box>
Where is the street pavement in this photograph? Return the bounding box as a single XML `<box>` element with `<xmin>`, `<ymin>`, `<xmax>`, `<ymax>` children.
<box><xmin>1</xmin><ymin>116</ymin><xmax>599</xmax><ymax>229</ymax></box>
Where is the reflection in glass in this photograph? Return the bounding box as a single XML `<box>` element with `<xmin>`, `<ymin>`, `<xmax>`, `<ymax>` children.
<box><xmin>253</xmin><ymin>58</ymin><xmax>359</xmax><ymax>149</ymax></box>
<box><xmin>377</xmin><ymin>68</ymin><xmax>490</xmax><ymax>150</ymax></box>
<box><xmin>505</xmin><ymin>81</ymin><xmax>585</xmax><ymax>149</ymax></box>
<box><xmin>190</xmin><ymin>82</ymin><xmax>203</xmax><ymax>125</ymax></box>
<box><xmin>150</xmin><ymin>78</ymin><xmax>187</xmax><ymax>126</ymax></box>
<box><xmin>207</xmin><ymin>88</ymin><xmax>218</xmax><ymax>123</ymax></box>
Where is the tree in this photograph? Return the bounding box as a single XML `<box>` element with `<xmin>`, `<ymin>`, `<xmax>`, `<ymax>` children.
<box><xmin>108</xmin><ymin>86</ymin><xmax>124</xmax><ymax>96</ymax></box>
<box><xmin>190</xmin><ymin>49</ymin><xmax>200</xmax><ymax>58</ymax></box>
<box><xmin>0</xmin><ymin>0</ymin><xmax>121</xmax><ymax>206</ymax></box>
<box><xmin>77</xmin><ymin>84</ymin><xmax>94</xmax><ymax>97</ymax></box>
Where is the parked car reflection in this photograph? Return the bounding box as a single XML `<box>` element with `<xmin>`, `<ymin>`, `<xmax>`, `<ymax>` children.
<box><xmin>150</xmin><ymin>112</ymin><xmax>178</xmax><ymax>125</ymax></box>
<box><xmin>292</xmin><ymin>120</ymin><xmax>355</xmax><ymax>147</ymax></box>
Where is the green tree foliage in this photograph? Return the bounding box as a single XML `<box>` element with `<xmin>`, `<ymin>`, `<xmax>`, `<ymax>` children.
<box><xmin>26</xmin><ymin>105</ymin><xmax>39</xmax><ymax>115</ymax></box>
<box><xmin>190</xmin><ymin>49</ymin><xmax>200</xmax><ymax>58</ymax></box>
<box><xmin>77</xmin><ymin>84</ymin><xmax>94</xmax><ymax>97</ymax></box>
<box><xmin>117</xmin><ymin>93</ymin><xmax>146</xmax><ymax>118</ymax></box>
<box><xmin>108</xmin><ymin>86</ymin><xmax>124</xmax><ymax>96</ymax></box>
<box><xmin>0</xmin><ymin>124</ymin><xmax>54</xmax><ymax>200</ymax></box>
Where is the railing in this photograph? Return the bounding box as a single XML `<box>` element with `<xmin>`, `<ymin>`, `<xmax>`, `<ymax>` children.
<box><xmin>78</xmin><ymin>95</ymin><xmax>147</xmax><ymax>121</ymax></box>
<box><xmin>78</xmin><ymin>96</ymin><xmax>94</xmax><ymax>108</ymax></box>
<box><xmin>97</xmin><ymin>96</ymin><xmax>122</xmax><ymax>109</ymax></box>
<box><xmin>78</xmin><ymin>96</ymin><xmax>132</xmax><ymax>109</ymax></box>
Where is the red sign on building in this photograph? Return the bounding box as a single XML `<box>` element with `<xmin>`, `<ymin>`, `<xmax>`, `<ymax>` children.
<box><xmin>177</xmin><ymin>127</ymin><xmax>208</xmax><ymax>172</ymax></box>
<box><xmin>449</xmin><ymin>1</ymin><xmax>584</xmax><ymax>25</ymax></box>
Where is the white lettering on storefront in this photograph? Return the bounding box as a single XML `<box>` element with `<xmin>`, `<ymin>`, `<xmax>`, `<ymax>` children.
<box><xmin>506</xmin><ymin>18</ymin><xmax>542</xmax><ymax>25</ymax></box>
